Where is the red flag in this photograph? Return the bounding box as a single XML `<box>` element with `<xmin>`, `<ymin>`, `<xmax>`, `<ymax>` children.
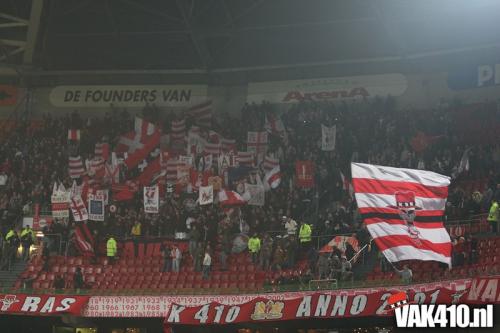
<box><xmin>69</xmin><ymin>156</ymin><xmax>85</xmax><ymax>179</ymax></box>
<box><xmin>68</xmin><ymin>129</ymin><xmax>80</xmax><ymax>141</ymax></box>
<box><xmin>410</xmin><ymin>132</ymin><xmax>443</xmax><ymax>153</ymax></box>
<box><xmin>218</xmin><ymin>189</ymin><xmax>247</xmax><ymax>206</ymax></box>
<box><xmin>74</xmin><ymin>222</ymin><xmax>94</xmax><ymax>256</ymax></box>
<box><xmin>296</xmin><ymin>161</ymin><xmax>315</xmax><ymax>188</ymax></box>
<box><xmin>123</xmin><ymin>130</ymin><xmax>161</xmax><ymax>169</ymax></box>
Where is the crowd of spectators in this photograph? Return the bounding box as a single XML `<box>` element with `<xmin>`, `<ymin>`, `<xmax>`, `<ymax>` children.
<box><xmin>0</xmin><ymin>96</ymin><xmax>498</xmax><ymax>287</ymax></box>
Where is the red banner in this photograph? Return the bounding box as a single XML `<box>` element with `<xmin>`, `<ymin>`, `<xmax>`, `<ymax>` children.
<box><xmin>295</xmin><ymin>161</ymin><xmax>315</xmax><ymax>188</ymax></box>
<box><xmin>164</xmin><ymin>287</ymin><xmax>467</xmax><ymax>326</ymax></box>
<box><xmin>0</xmin><ymin>294</ymin><xmax>89</xmax><ymax>315</ymax></box>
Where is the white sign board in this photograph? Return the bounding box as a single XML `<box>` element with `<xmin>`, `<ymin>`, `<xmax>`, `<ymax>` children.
<box><xmin>50</xmin><ymin>85</ymin><xmax>208</xmax><ymax>108</ymax></box>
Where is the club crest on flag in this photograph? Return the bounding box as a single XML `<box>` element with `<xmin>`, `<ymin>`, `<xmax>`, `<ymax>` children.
<box><xmin>387</xmin><ymin>191</ymin><xmax>422</xmax><ymax>243</ymax></box>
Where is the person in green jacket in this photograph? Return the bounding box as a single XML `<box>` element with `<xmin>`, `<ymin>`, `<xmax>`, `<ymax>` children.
<box><xmin>299</xmin><ymin>222</ymin><xmax>312</xmax><ymax>252</ymax></box>
<box><xmin>248</xmin><ymin>233</ymin><xmax>261</xmax><ymax>264</ymax></box>
<box><xmin>487</xmin><ymin>198</ymin><xmax>499</xmax><ymax>234</ymax></box>
<box><xmin>106</xmin><ymin>236</ymin><xmax>117</xmax><ymax>264</ymax></box>
<box><xmin>20</xmin><ymin>226</ymin><xmax>35</xmax><ymax>261</ymax></box>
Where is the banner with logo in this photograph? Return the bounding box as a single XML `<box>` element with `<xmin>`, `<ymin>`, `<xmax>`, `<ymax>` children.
<box><xmin>51</xmin><ymin>191</ymin><xmax>70</xmax><ymax>219</ymax></box>
<box><xmin>321</xmin><ymin>125</ymin><xmax>336</xmax><ymax>151</ymax></box>
<box><xmin>164</xmin><ymin>285</ymin><xmax>469</xmax><ymax>325</ymax></box>
<box><xmin>247</xmin><ymin>74</ymin><xmax>407</xmax><ymax>104</ymax></box>
<box><xmin>295</xmin><ymin>161</ymin><xmax>315</xmax><ymax>188</ymax></box>
<box><xmin>144</xmin><ymin>185</ymin><xmax>159</xmax><ymax>213</ymax></box>
<box><xmin>88</xmin><ymin>193</ymin><xmax>105</xmax><ymax>221</ymax></box>
<box><xmin>49</xmin><ymin>85</ymin><xmax>208</xmax><ymax>108</ymax></box>
<box><xmin>0</xmin><ymin>294</ymin><xmax>89</xmax><ymax>315</ymax></box>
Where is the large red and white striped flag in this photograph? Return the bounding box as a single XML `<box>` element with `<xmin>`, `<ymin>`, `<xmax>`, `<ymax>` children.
<box><xmin>188</xmin><ymin>100</ymin><xmax>212</xmax><ymax>128</ymax></box>
<box><xmin>351</xmin><ymin>163</ymin><xmax>452</xmax><ymax>266</ymax></box>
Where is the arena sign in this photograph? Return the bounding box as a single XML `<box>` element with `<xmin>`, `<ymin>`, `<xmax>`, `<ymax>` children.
<box><xmin>246</xmin><ymin>73</ymin><xmax>407</xmax><ymax>104</ymax></box>
<box><xmin>49</xmin><ymin>85</ymin><xmax>208</xmax><ymax>108</ymax></box>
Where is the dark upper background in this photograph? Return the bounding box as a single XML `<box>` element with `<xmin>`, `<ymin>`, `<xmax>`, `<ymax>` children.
<box><xmin>1</xmin><ymin>0</ymin><xmax>500</xmax><ymax>71</ymax></box>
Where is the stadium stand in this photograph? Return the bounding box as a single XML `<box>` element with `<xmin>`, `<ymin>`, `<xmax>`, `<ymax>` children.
<box><xmin>0</xmin><ymin>96</ymin><xmax>497</xmax><ymax>295</ymax></box>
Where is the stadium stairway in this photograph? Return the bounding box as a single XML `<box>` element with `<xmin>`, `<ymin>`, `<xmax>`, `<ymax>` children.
<box><xmin>0</xmin><ymin>260</ymin><xmax>28</xmax><ymax>289</ymax></box>
<box><xmin>352</xmin><ymin>245</ymin><xmax>378</xmax><ymax>280</ymax></box>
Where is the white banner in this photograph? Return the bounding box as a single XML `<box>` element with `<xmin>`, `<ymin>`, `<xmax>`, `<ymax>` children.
<box><xmin>198</xmin><ymin>185</ymin><xmax>213</xmax><ymax>205</ymax></box>
<box><xmin>218</xmin><ymin>153</ymin><xmax>235</xmax><ymax>172</ymax></box>
<box><xmin>247</xmin><ymin>74</ymin><xmax>407</xmax><ymax>104</ymax></box>
<box><xmin>179</xmin><ymin>155</ymin><xmax>194</xmax><ymax>166</ymax></box>
<box><xmin>51</xmin><ymin>191</ymin><xmax>70</xmax><ymax>219</ymax></box>
<box><xmin>49</xmin><ymin>85</ymin><xmax>208</xmax><ymax>108</ymax></box>
<box><xmin>245</xmin><ymin>183</ymin><xmax>265</xmax><ymax>206</ymax></box>
<box><xmin>247</xmin><ymin>131</ymin><xmax>268</xmax><ymax>163</ymax></box>
<box><xmin>88</xmin><ymin>193</ymin><xmax>105</xmax><ymax>221</ymax></box>
<box><xmin>321</xmin><ymin>124</ymin><xmax>336</xmax><ymax>151</ymax></box>
<box><xmin>143</xmin><ymin>186</ymin><xmax>159</xmax><ymax>213</ymax></box>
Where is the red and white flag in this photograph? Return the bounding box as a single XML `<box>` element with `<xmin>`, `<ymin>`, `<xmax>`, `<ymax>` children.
<box><xmin>123</xmin><ymin>130</ymin><xmax>161</xmax><ymax>169</ymax></box>
<box><xmin>188</xmin><ymin>100</ymin><xmax>212</xmax><ymax>128</ymax></box>
<box><xmin>171</xmin><ymin>119</ymin><xmax>186</xmax><ymax>142</ymax></box>
<box><xmin>116</xmin><ymin>117</ymin><xmax>157</xmax><ymax>153</ymax></box>
<box><xmin>68</xmin><ymin>129</ymin><xmax>80</xmax><ymax>141</ymax></box>
<box><xmin>246</xmin><ymin>131</ymin><xmax>268</xmax><ymax>158</ymax></box>
<box><xmin>69</xmin><ymin>156</ymin><xmax>85</xmax><ymax>179</ymax></box>
<box><xmin>351</xmin><ymin>162</ymin><xmax>452</xmax><ymax>267</ymax></box>
<box><xmin>166</xmin><ymin>158</ymin><xmax>182</xmax><ymax>183</ymax></box>
<box><xmin>89</xmin><ymin>158</ymin><xmax>105</xmax><ymax>178</ymax></box>
<box><xmin>70</xmin><ymin>195</ymin><xmax>88</xmax><ymax>222</ymax></box>
<box><xmin>236</xmin><ymin>151</ymin><xmax>254</xmax><ymax>167</ymax></box>
<box><xmin>264</xmin><ymin>114</ymin><xmax>286</xmax><ymax>139</ymax></box>
<box><xmin>262</xmin><ymin>155</ymin><xmax>279</xmax><ymax>173</ymax></box>
<box><xmin>220</xmin><ymin>138</ymin><xmax>236</xmax><ymax>153</ymax></box>
<box><xmin>204</xmin><ymin>142</ymin><xmax>220</xmax><ymax>155</ymax></box>
<box><xmin>104</xmin><ymin>163</ymin><xmax>120</xmax><ymax>184</ymax></box>
<box><xmin>218</xmin><ymin>189</ymin><xmax>247</xmax><ymax>206</ymax></box>
<box><xmin>135</xmin><ymin>117</ymin><xmax>156</xmax><ymax>138</ymax></box>
<box><xmin>264</xmin><ymin>165</ymin><xmax>281</xmax><ymax>190</ymax></box>
<box><xmin>94</xmin><ymin>142</ymin><xmax>109</xmax><ymax>160</ymax></box>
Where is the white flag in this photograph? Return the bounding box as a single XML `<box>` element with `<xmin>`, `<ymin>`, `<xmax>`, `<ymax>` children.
<box><xmin>245</xmin><ymin>183</ymin><xmax>265</xmax><ymax>206</ymax></box>
<box><xmin>143</xmin><ymin>185</ymin><xmax>159</xmax><ymax>213</ymax></box>
<box><xmin>321</xmin><ymin>125</ymin><xmax>336</xmax><ymax>151</ymax></box>
<box><xmin>199</xmin><ymin>185</ymin><xmax>214</xmax><ymax>205</ymax></box>
<box><xmin>70</xmin><ymin>195</ymin><xmax>88</xmax><ymax>222</ymax></box>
